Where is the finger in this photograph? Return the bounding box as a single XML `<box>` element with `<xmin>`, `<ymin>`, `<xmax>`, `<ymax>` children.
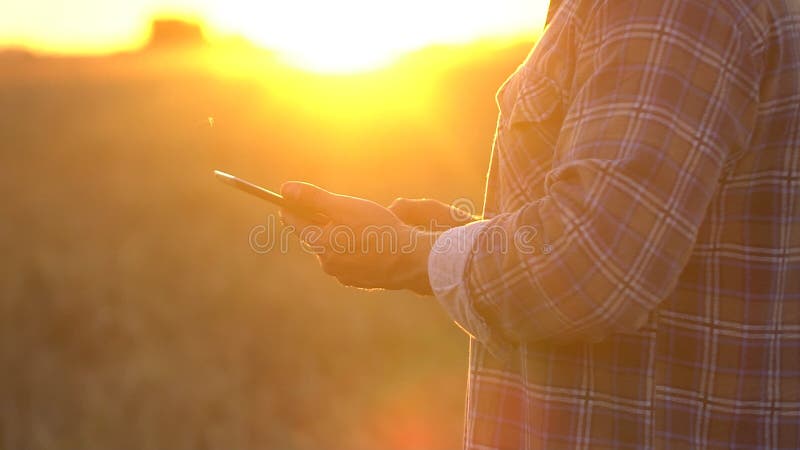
<box><xmin>388</xmin><ymin>198</ymin><xmax>433</xmax><ymax>226</ymax></box>
<box><xmin>300</xmin><ymin>223</ymin><xmax>331</xmax><ymax>255</ymax></box>
<box><xmin>319</xmin><ymin>255</ymin><xmax>344</xmax><ymax>277</ymax></box>
<box><xmin>281</xmin><ymin>181</ymin><xmax>345</xmax><ymax>220</ymax></box>
<box><xmin>388</xmin><ymin>198</ymin><xmax>415</xmax><ymax>223</ymax></box>
<box><xmin>279</xmin><ymin>209</ymin><xmax>314</xmax><ymax>231</ymax></box>
<box><xmin>335</xmin><ymin>275</ymin><xmax>380</xmax><ymax>290</ymax></box>
<box><xmin>317</xmin><ymin>251</ymin><xmax>358</xmax><ymax>279</ymax></box>
<box><xmin>281</xmin><ymin>209</ymin><xmax>331</xmax><ymax>256</ymax></box>
<box><xmin>449</xmin><ymin>204</ymin><xmax>476</xmax><ymax>224</ymax></box>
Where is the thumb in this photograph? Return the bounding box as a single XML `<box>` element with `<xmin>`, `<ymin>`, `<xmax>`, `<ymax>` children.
<box><xmin>388</xmin><ymin>198</ymin><xmax>427</xmax><ymax>226</ymax></box>
<box><xmin>281</xmin><ymin>181</ymin><xmax>342</xmax><ymax>217</ymax></box>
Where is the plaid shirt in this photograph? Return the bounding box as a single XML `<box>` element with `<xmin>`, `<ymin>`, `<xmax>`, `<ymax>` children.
<box><xmin>428</xmin><ymin>0</ymin><xmax>800</xmax><ymax>448</ymax></box>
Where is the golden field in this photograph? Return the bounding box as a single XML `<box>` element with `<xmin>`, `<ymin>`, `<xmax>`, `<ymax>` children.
<box><xmin>0</xmin><ymin>39</ymin><xmax>531</xmax><ymax>449</ymax></box>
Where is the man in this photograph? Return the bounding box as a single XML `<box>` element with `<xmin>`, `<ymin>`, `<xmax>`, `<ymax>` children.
<box><xmin>280</xmin><ymin>0</ymin><xmax>800</xmax><ymax>447</ymax></box>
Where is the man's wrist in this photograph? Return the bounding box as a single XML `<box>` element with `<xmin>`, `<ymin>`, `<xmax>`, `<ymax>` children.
<box><xmin>394</xmin><ymin>227</ymin><xmax>439</xmax><ymax>295</ymax></box>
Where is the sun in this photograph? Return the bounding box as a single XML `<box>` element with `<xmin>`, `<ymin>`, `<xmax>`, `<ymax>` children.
<box><xmin>200</xmin><ymin>0</ymin><xmax>547</xmax><ymax>73</ymax></box>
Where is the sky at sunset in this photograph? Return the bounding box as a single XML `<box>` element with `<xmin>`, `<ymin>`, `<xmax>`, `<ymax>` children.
<box><xmin>0</xmin><ymin>0</ymin><xmax>548</xmax><ymax>71</ymax></box>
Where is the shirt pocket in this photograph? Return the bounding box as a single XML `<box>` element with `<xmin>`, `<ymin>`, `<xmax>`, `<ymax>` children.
<box><xmin>507</xmin><ymin>71</ymin><xmax>563</xmax><ymax>128</ymax></box>
<box><xmin>494</xmin><ymin>70</ymin><xmax>564</xmax><ymax>211</ymax></box>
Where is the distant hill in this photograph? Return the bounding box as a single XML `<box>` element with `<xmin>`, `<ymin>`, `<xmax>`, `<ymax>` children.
<box><xmin>0</xmin><ymin>47</ymin><xmax>34</xmax><ymax>62</ymax></box>
<box><xmin>145</xmin><ymin>19</ymin><xmax>207</xmax><ymax>50</ymax></box>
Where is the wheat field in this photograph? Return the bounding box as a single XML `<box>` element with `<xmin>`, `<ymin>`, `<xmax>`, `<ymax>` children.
<box><xmin>0</xmin><ymin>42</ymin><xmax>529</xmax><ymax>450</ymax></box>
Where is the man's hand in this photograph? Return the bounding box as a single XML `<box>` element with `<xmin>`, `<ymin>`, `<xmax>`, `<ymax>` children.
<box><xmin>388</xmin><ymin>198</ymin><xmax>477</xmax><ymax>231</ymax></box>
<box><xmin>280</xmin><ymin>182</ymin><xmax>436</xmax><ymax>295</ymax></box>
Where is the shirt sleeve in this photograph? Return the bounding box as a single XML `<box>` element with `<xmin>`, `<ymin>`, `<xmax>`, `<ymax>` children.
<box><xmin>428</xmin><ymin>220</ymin><xmax>514</xmax><ymax>359</ymax></box>
<box><xmin>428</xmin><ymin>0</ymin><xmax>760</xmax><ymax>349</ymax></box>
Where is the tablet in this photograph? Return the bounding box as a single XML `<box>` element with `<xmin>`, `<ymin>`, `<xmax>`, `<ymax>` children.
<box><xmin>214</xmin><ymin>170</ymin><xmax>328</xmax><ymax>224</ymax></box>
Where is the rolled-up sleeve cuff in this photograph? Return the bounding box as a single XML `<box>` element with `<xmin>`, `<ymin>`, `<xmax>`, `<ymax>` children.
<box><xmin>428</xmin><ymin>221</ymin><xmax>513</xmax><ymax>361</ymax></box>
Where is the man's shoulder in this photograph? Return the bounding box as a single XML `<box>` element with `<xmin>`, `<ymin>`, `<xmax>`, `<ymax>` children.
<box><xmin>576</xmin><ymin>0</ymin><xmax>759</xmax><ymax>23</ymax></box>
<box><xmin>575</xmin><ymin>0</ymin><xmax>763</xmax><ymax>43</ymax></box>
<box><xmin>588</xmin><ymin>0</ymin><xmax>780</xmax><ymax>36</ymax></box>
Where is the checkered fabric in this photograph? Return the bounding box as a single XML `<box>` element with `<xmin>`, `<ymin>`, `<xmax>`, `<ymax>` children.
<box><xmin>435</xmin><ymin>0</ymin><xmax>800</xmax><ymax>448</ymax></box>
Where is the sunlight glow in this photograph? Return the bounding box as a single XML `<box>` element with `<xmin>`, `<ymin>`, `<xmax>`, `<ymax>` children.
<box><xmin>205</xmin><ymin>1</ymin><xmax>546</xmax><ymax>73</ymax></box>
<box><xmin>0</xmin><ymin>0</ymin><xmax>548</xmax><ymax>73</ymax></box>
